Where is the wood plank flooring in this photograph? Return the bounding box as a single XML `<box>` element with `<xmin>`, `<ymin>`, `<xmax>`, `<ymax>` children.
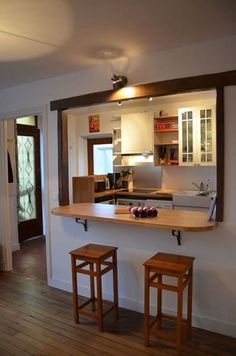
<box><xmin>12</xmin><ymin>236</ymin><xmax>46</xmax><ymax>281</ymax></box>
<box><xmin>0</xmin><ymin>272</ymin><xmax>235</xmax><ymax>356</ymax></box>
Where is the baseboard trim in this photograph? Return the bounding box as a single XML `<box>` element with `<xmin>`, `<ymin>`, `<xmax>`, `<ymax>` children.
<box><xmin>11</xmin><ymin>243</ymin><xmax>20</xmax><ymax>252</ymax></box>
<box><xmin>48</xmin><ymin>278</ymin><xmax>236</xmax><ymax>338</ymax></box>
<box><xmin>0</xmin><ymin>262</ymin><xmax>6</xmax><ymax>271</ymax></box>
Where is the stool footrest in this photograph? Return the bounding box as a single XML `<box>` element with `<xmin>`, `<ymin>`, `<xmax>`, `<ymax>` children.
<box><xmin>78</xmin><ymin>298</ymin><xmax>117</xmax><ymax>320</ymax></box>
<box><xmin>103</xmin><ymin>303</ymin><xmax>117</xmax><ymax>317</ymax></box>
<box><xmin>150</xmin><ymin>281</ymin><xmax>179</xmax><ymax>292</ymax></box>
<box><xmin>76</xmin><ymin>267</ymin><xmax>96</xmax><ymax>276</ymax></box>
<box><xmin>78</xmin><ymin>298</ymin><xmax>94</xmax><ymax>310</ymax></box>
<box><xmin>161</xmin><ymin>313</ymin><xmax>188</xmax><ymax>324</ymax></box>
<box><xmin>156</xmin><ymin>329</ymin><xmax>177</xmax><ymax>342</ymax></box>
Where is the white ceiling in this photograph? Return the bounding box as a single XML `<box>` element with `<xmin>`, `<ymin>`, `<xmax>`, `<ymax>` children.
<box><xmin>0</xmin><ymin>0</ymin><xmax>236</xmax><ymax>90</ymax></box>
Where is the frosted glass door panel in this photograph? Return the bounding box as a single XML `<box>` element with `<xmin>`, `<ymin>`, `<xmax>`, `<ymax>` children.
<box><xmin>178</xmin><ymin>108</ymin><xmax>195</xmax><ymax>166</ymax></box>
<box><xmin>17</xmin><ymin>135</ymin><xmax>36</xmax><ymax>221</ymax></box>
<box><xmin>198</xmin><ymin>107</ymin><xmax>216</xmax><ymax>165</ymax></box>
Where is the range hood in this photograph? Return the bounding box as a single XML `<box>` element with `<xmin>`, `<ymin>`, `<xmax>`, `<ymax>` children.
<box><xmin>120</xmin><ymin>152</ymin><xmax>153</xmax><ymax>166</ymax></box>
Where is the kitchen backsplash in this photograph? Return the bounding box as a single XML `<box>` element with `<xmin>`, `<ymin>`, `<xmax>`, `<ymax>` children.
<box><xmin>114</xmin><ymin>165</ymin><xmax>215</xmax><ymax>191</ymax></box>
<box><xmin>114</xmin><ymin>165</ymin><xmax>162</xmax><ymax>189</ymax></box>
<box><xmin>162</xmin><ymin>166</ymin><xmax>216</xmax><ymax>191</ymax></box>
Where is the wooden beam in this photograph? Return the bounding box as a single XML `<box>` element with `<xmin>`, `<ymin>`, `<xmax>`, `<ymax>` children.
<box><xmin>58</xmin><ymin>110</ymin><xmax>69</xmax><ymax>205</ymax></box>
<box><xmin>216</xmin><ymin>87</ymin><xmax>224</xmax><ymax>221</ymax></box>
<box><xmin>50</xmin><ymin>70</ymin><xmax>236</xmax><ymax>111</ymax></box>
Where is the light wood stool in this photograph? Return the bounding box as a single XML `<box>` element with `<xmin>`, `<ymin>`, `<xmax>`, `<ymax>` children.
<box><xmin>143</xmin><ymin>252</ymin><xmax>195</xmax><ymax>355</ymax></box>
<box><xmin>70</xmin><ymin>243</ymin><xmax>118</xmax><ymax>331</ymax></box>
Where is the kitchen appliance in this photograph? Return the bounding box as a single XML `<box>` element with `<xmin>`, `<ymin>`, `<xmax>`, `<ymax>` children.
<box><xmin>116</xmin><ymin>198</ymin><xmax>146</xmax><ymax>206</ymax></box>
<box><xmin>107</xmin><ymin>173</ymin><xmax>121</xmax><ymax>189</ymax></box>
<box><xmin>95</xmin><ymin>195</ymin><xmax>115</xmax><ymax>204</ymax></box>
<box><xmin>145</xmin><ymin>199</ymin><xmax>173</xmax><ymax>209</ymax></box>
<box><xmin>94</xmin><ymin>180</ymin><xmax>106</xmax><ymax>192</ymax></box>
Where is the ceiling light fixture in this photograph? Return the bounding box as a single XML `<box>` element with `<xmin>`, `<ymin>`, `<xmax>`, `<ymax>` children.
<box><xmin>117</xmin><ymin>101</ymin><xmax>122</xmax><ymax>106</ymax></box>
<box><xmin>148</xmin><ymin>97</ymin><xmax>153</xmax><ymax>101</ymax></box>
<box><xmin>111</xmin><ymin>74</ymin><xmax>128</xmax><ymax>90</ymax></box>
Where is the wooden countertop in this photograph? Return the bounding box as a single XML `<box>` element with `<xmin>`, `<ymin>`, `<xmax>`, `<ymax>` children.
<box><xmin>51</xmin><ymin>203</ymin><xmax>218</xmax><ymax>232</ymax></box>
<box><xmin>94</xmin><ymin>189</ymin><xmax>122</xmax><ymax>198</ymax></box>
<box><xmin>95</xmin><ymin>189</ymin><xmax>177</xmax><ymax>199</ymax></box>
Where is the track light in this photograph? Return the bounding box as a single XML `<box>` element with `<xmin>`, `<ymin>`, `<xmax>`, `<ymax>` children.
<box><xmin>111</xmin><ymin>74</ymin><xmax>128</xmax><ymax>90</ymax></box>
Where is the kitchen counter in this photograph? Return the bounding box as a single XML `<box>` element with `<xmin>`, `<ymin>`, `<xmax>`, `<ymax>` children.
<box><xmin>115</xmin><ymin>188</ymin><xmax>177</xmax><ymax>199</ymax></box>
<box><xmin>94</xmin><ymin>188</ymin><xmax>177</xmax><ymax>199</ymax></box>
<box><xmin>94</xmin><ymin>189</ymin><xmax>121</xmax><ymax>199</ymax></box>
<box><xmin>51</xmin><ymin>203</ymin><xmax>218</xmax><ymax>232</ymax></box>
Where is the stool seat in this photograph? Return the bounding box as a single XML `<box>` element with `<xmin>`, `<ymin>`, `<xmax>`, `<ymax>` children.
<box><xmin>144</xmin><ymin>252</ymin><xmax>195</xmax><ymax>355</ymax></box>
<box><xmin>144</xmin><ymin>252</ymin><xmax>194</xmax><ymax>274</ymax></box>
<box><xmin>70</xmin><ymin>243</ymin><xmax>118</xmax><ymax>261</ymax></box>
<box><xmin>70</xmin><ymin>243</ymin><xmax>118</xmax><ymax>332</ymax></box>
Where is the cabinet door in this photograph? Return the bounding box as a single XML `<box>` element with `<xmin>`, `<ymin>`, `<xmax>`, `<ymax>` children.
<box><xmin>178</xmin><ymin>108</ymin><xmax>196</xmax><ymax>166</ymax></box>
<box><xmin>196</xmin><ymin>106</ymin><xmax>216</xmax><ymax>166</ymax></box>
<box><xmin>121</xmin><ymin>112</ymin><xmax>154</xmax><ymax>154</ymax></box>
<box><xmin>178</xmin><ymin>106</ymin><xmax>216</xmax><ymax>167</ymax></box>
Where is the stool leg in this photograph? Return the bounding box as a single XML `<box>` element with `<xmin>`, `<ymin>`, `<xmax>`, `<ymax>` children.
<box><xmin>144</xmin><ymin>267</ymin><xmax>150</xmax><ymax>346</ymax></box>
<box><xmin>157</xmin><ymin>274</ymin><xmax>162</xmax><ymax>330</ymax></box>
<box><xmin>96</xmin><ymin>262</ymin><xmax>103</xmax><ymax>332</ymax></box>
<box><xmin>177</xmin><ymin>276</ymin><xmax>183</xmax><ymax>356</ymax></box>
<box><xmin>71</xmin><ymin>256</ymin><xmax>79</xmax><ymax>323</ymax></box>
<box><xmin>112</xmin><ymin>251</ymin><xmax>119</xmax><ymax>319</ymax></box>
<box><xmin>187</xmin><ymin>266</ymin><xmax>193</xmax><ymax>338</ymax></box>
<box><xmin>90</xmin><ymin>263</ymin><xmax>96</xmax><ymax>311</ymax></box>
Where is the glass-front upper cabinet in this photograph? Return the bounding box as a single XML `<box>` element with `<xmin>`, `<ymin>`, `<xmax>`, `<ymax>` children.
<box><xmin>178</xmin><ymin>106</ymin><xmax>216</xmax><ymax>166</ymax></box>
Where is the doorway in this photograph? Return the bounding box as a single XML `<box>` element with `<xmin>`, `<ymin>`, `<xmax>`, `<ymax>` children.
<box><xmin>0</xmin><ymin>108</ymin><xmax>49</xmax><ymax>281</ymax></box>
<box><xmin>12</xmin><ymin>116</ymin><xmax>46</xmax><ymax>280</ymax></box>
<box><xmin>87</xmin><ymin>137</ymin><xmax>112</xmax><ymax>174</ymax></box>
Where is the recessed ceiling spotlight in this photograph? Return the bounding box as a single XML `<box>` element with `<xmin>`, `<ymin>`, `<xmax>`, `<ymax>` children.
<box><xmin>117</xmin><ymin>101</ymin><xmax>122</xmax><ymax>106</ymax></box>
<box><xmin>111</xmin><ymin>74</ymin><xmax>128</xmax><ymax>90</ymax></box>
<box><xmin>148</xmin><ymin>97</ymin><xmax>153</xmax><ymax>101</ymax></box>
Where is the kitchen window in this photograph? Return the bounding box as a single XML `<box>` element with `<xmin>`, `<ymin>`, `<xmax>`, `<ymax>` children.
<box><xmin>87</xmin><ymin>137</ymin><xmax>112</xmax><ymax>174</ymax></box>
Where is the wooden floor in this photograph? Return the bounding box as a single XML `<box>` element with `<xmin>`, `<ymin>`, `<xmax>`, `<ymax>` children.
<box><xmin>12</xmin><ymin>236</ymin><xmax>47</xmax><ymax>281</ymax></box>
<box><xmin>0</xmin><ymin>272</ymin><xmax>235</xmax><ymax>356</ymax></box>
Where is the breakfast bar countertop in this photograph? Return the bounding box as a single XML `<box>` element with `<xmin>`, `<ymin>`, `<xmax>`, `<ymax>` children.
<box><xmin>51</xmin><ymin>203</ymin><xmax>218</xmax><ymax>232</ymax></box>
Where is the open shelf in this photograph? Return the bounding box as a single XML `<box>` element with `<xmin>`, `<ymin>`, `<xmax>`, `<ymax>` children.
<box><xmin>155</xmin><ymin>129</ymin><xmax>178</xmax><ymax>133</ymax></box>
<box><xmin>154</xmin><ymin>114</ymin><xmax>179</xmax><ymax>166</ymax></box>
<box><xmin>155</xmin><ymin>115</ymin><xmax>178</xmax><ymax>120</ymax></box>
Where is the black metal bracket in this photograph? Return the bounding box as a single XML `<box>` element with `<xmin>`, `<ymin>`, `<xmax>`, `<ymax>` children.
<box><xmin>75</xmin><ymin>218</ymin><xmax>88</xmax><ymax>231</ymax></box>
<box><xmin>172</xmin><ymin>230</ymin><xmax>182</xmax><ymax>246</ymax></box>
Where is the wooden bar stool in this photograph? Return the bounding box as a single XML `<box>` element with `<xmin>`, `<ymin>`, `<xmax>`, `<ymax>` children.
<box><xmin>143</xmin><ymin>252</ymin><xmax>195</xmax><ymax>355</ymax></box>
<box><xmin>69</xmin><ymin>243</ymin><xmax>118</xmax><ymax>331</ymax></box>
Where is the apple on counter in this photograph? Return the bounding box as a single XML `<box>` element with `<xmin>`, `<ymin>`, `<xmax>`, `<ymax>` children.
<box><xmin>130</xmin><ymin>206</ymin><xmax>158</xmax><ymax>218</ymax></box>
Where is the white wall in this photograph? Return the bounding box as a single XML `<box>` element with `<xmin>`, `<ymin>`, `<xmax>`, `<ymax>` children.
<box><xmin>0</xmin><ymin>36</ymin><xmax>236</xmax><ymax>337</ymax></box>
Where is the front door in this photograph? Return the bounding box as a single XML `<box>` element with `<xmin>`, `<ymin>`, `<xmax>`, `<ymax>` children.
<box><xmin>17</xmin><ymin>124</ymin><xmax>43</xmax><ymax>241</ymax></box>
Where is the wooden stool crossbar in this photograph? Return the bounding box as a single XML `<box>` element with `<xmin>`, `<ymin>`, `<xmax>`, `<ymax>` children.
<box><xmin>70</xmin><ymin>243</ymin><xmax>118</xmax><ymax>331</ymax></box>
<box><xmin>144</xmin><ymin>252</ymin><xmax>195</xmax><ymax>355</ymax></box>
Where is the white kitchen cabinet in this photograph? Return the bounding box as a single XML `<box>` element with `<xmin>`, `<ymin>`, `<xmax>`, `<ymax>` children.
<box><xmin>121</xmin><ymin>112</ymin><xmax>154</xmax><ymax>154</ymax></box>
<box><xmin>112</xmin><ymin>128</ymin><xmax>122</xmax><ymax>166</ymax></box>
<box><xmin>178</xmin><ymin>106</ymin><xmax>216</xmax><ymax>166</ymax></box>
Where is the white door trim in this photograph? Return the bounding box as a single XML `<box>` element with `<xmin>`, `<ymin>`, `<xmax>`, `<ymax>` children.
<box><xmin>0</xmin><ymin>120</ymin><xmax>12</xmax><ymax>271</ymax></box>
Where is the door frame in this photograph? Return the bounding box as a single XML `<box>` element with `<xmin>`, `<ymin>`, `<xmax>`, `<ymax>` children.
<box><xmin>0</xmin><ymin>106</ymin><xmax>50</xmax><ymax>278</ymax></box>
<box><xmin>17</xmin><ymin>124</ymin><xmax>43</xmax><ymax>241</ymax></box>
<box><xmin>87</xmin><ymin>137</ymin><xmax>112</xmax><ymax>175</ymax></box>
